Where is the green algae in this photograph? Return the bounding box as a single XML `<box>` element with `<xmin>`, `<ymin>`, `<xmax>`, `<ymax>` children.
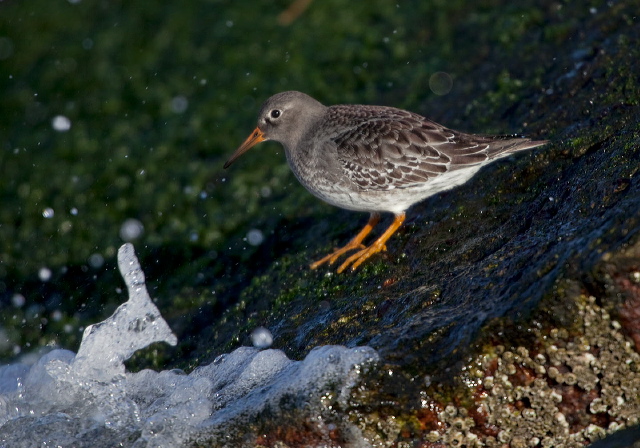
<box><xmin>1</xmin><ymin>0</ymin><xmax>640</xmax><ymax>444</ymax></box>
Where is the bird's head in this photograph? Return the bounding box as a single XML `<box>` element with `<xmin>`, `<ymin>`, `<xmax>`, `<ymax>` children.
<box><xmin>224</xmin><ymin>91</ymin><xmax>326</xmax><ymax>168</ymax></box>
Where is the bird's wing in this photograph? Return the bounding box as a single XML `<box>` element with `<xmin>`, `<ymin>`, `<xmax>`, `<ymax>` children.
<box><xmin>329</xmin><ymin>105</ymin><xmax>495</xmax><ymax>191</ymax></box>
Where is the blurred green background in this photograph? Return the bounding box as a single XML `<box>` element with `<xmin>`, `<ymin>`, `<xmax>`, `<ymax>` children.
<box><xmin>0</xmin><ymin>0</ymin><xmax>558</xmax><ymax>364</ymax></box>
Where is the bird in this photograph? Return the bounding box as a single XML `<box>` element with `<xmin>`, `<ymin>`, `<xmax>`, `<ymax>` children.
<box><xmin>224</xmin><ymin>91</ymin><xmax>548</xmax><ymax>273</ymax></box>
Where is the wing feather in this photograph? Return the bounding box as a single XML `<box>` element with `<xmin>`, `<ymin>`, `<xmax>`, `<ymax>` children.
<box><xmin>324</xmin><ymin>105</ymin><xmax>543</xmax><ymax>191</ymax></box>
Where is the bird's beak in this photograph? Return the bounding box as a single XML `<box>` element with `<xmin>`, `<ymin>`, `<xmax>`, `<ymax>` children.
<box><xmin>223</xmin><ymin>127</ymin><xmax>266</xmax><ymax>169</ymax></box>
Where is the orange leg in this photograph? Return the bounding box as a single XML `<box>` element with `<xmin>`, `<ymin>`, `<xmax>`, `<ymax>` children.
<box><xmin>337</xmin><ymin>213</ymin><xmax>406</xmax><ymax>273</ymax></box>
<box><xmin>310</xmin><ymin>213</ymin><xmax>381</xmax><ymax>270</ymax></box>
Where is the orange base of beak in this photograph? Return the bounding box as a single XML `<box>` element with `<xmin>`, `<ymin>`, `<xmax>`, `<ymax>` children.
<box><xmin>224</xmin><ymin>127</ymin><xmax>266</xmax><ymax>169</ymax></box>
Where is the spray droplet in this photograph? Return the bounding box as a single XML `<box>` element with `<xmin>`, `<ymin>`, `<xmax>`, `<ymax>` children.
<box><xmin>52</xmin><ymin>115</ymin><xmax>71</xmax><ymax>132</ymax></box>
<box><xmin>246</xmin><ymin>229</ymin><xmax>264</xmax><ymax>246</ymax></box>
<box><xmin>250</xmin><ymin>327</ymin><xmax>273</xmax><ymax>349</ymax></box>
<box><xmin>119</xmin><ymin>218</ymin><xmax>144</xmax><ymax>241</ymax></box>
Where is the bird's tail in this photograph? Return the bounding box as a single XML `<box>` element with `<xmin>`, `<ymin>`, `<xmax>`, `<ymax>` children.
<box><xmin>484</xmin><ymin>135</ymin><xmax>549</xmax><ymax>158</ymax></box>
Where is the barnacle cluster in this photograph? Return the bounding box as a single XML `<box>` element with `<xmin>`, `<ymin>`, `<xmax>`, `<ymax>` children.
<box><xmin>425</xmin><ymin>294</ymin><xmax>640</xmax><ymax>447</ymax></box>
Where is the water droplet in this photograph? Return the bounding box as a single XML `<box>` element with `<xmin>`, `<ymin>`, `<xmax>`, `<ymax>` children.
<box><xmin>88</xmin><ymin>253</ymin><xmax>105</xmax><ymax>269</ymax></box>
<box><xmin>51</xmin><ymin>115</ymin><xmax>71</xmax><ymax>132</ymax></box>
<box><xmin>250</xmin><ymin>327</ymin><xmax>273</xmax><ymax>349</ymax></box>
<box><xmin>246</xmin><ymin>229</ymin><xmax>264</xmax><ymax>246</ymax></box>
<box><xmin>429</xmin><ymin>72</ymin><xmax>453</xmax><ymax>96</ymax></box>
<box><xmin>119</xmin><ymin>218</ymin><xmax>144</xmax><ymax>241</ymax></box>
<box><xmin>38</xmin><ymin>267</ymin><xmax>52</xmax><ymax>282</ymax></box>
<box><xmin>260</xmin><ymin>186</ymin><xmax>272</xmax><ymax>197</ymax></box>
<box><xmin>42</xmin><ymin>207</ymin><xmax>55</xmax><ymax>218</ymax></box>
<box><xmin>12</xmin><ymin>294</ymin><xmax>25</xmax><ymax>308</ymax></box>
<box><xmin>170</xmin><ymin>95</ymin><xmax>188</xmax><ymax>114</ymax></box>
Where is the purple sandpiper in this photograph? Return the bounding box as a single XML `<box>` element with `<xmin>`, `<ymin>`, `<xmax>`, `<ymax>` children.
<box><xmin>224</xmin><ymin>91</ymin><xmax>547</xmax><ymax>273</ymax></box>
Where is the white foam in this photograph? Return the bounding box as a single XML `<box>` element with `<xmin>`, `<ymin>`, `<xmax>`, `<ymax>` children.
<box><xmin>0</xmin><ymin>243</ymin><xmax>379</xmax><ymax>447</ymax></box>
<box><xmin>73</xmin><ymin>243</ymin><xmax>177</xmax><ymax>381</ymax></box>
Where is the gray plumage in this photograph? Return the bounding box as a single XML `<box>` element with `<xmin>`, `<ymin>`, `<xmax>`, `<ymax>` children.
<box><xmin>224</xmin><ymin>91</ymin><xmax>548</xmax><ymax>272</ymax></box>
<box><xmin>231</xmin><ymin>91</ymin><xmax>547</xmax><ymax>215</ymax></box>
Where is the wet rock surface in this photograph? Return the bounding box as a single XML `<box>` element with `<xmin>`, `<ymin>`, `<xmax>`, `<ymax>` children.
<box><xmin>1</xmin><ymin>0</ymin><xmax>639</xmax><ymax>446</ymax></box>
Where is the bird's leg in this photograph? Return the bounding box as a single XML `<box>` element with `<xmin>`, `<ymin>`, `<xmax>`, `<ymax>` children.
<box><xmin>337</xmin><ymin>213</ymin><xmax>406</xmax><ymax>273</ymax></box>
<box><xmin>310</xmin><ymin>212</ymin><xmax>381</xmax><ymax>270</ymax></box>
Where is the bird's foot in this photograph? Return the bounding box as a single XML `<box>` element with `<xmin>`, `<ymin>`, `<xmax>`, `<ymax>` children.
<box><xmin>335</xmin><ymin>213</ymin><xmax>405</xmax><ymax>273</ymax></box>
<box><xmin>309</xmin><ymin>242</ymin><xmax>366</xmax><ymax>270</ymax></box>
<box><xmin>336</xmin><ymin>243</ymin><xmax>387</xmax><ymax>274</ymax></box>
<box><xmin>310</xmin><ymin>213</ymin><xmax>381</xmax><ymax>270</ymax></box>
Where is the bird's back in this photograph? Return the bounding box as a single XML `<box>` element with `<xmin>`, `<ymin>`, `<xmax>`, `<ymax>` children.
<box><xmin>321</xmin><ymin>104</ymin><xmax>545</xmax><ymax>183</ymax></box>
<box><xmin>289</xmin><ymin>103</ymin><xmax>547</xmax><ymax>213</ymax></box>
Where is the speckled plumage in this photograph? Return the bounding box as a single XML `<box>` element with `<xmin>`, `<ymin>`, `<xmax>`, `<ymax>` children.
<box><xmin>225</xmin><ymin>91</ymin><xmax>548</xmax><ymax>272</ymax></box>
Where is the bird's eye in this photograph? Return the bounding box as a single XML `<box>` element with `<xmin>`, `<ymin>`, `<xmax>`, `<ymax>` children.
<box><xmin>270</xmin><ymin>109</ymin><xmax>281</xmax><ymax>119</ymax></box>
